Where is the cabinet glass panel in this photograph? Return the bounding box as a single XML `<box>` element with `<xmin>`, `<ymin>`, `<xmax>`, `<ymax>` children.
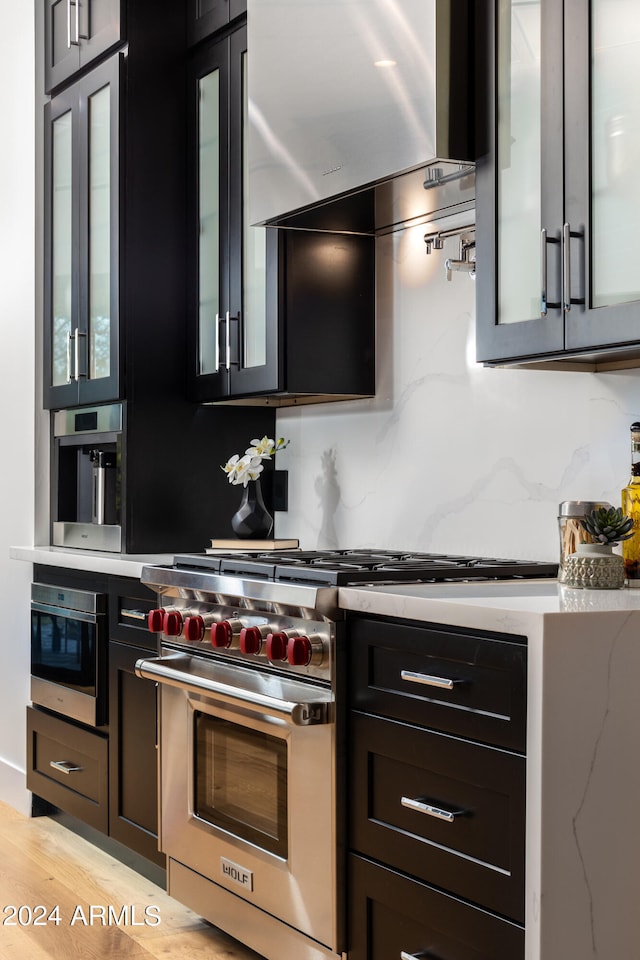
<box><xmin>88</xmin><ymin>83</ymin><xmax>111</xmax><ymax>381</ymax></box>
<box><xmin>591</xmin><ymin>0</ymin><xmax>640</xmax><ymax>307</ymax></box>
<box><xmin>497</xmin><ymin>0</ymin><xmax>542</xmax><ymax>323</ymax></box>
<box><xmin>199</xmin><ymin>69</ymin><xmax>221</xmax><ymax>376</ymax></box>
<box><xmin>242</xmin><ymin>52</ymin><xmax>267</xmax><ymax>368</ymax></box>
<box><xmin>52</xmin><ymin>110</ymin><xmax>73</xmax><ymax>387</ymax></box>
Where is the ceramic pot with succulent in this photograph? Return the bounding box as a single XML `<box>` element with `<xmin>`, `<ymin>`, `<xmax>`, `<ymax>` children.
<box><xmin>221</xmin><ymin>435</ymin><xmax>289</xmax><ymax>539</ymax></box>
<box><xmin>563</xmin><ymin>506</ymin><xmax>634</xmax><ymax>589</ymax></box>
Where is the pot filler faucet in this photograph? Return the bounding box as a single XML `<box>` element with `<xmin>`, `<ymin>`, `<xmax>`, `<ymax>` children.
<box><xmin>424</xmin><ymin>225</ymin><xmax>476</xmax><ymax>280</ymax></box>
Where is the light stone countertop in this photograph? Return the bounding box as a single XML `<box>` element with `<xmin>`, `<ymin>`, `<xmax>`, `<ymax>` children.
<box><xmin>10</xmin><ymin>545</ymin><xmax>173</xmax><ymax>579</ymax></box>
<box><xmin>339</xmin><ymin>577</ymin><xmax>640</xmax><ymax>633</ymax></box>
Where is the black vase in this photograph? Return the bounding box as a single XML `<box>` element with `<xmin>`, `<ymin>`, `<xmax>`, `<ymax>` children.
<box><xmin>231</xmin><ymin>478</ymin><xmax>274</xmax><ymax>539</ymax></box>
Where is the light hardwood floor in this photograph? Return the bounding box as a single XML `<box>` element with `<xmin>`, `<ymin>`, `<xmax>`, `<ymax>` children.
<box><xmin>0</xmin><ymin>801</ymin><xmax>265</xmax><ymax>960</ymax></box>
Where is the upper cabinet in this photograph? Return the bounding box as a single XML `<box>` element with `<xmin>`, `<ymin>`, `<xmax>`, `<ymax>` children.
<box><xmin>43</xmin><ymin>55</ymin><xmax>120</xmax><ymax>409</ymax></box>
<box><xmin>476</xmin><ymin>0</ymin><xmax>640</xmax><ymax>367</ymax></box>
<box><xmin>188</xmin><ymin>23</ymin><xmax>375</xmax><ymax>405</ymax></box>
<box><xmin>43</xmin><ymin>2</ymin><xmax>191</xmax><ymax>412</ymax></box>
<box><xmin>187</xmin><ymin>0</ymin><xmax>246</xmax><ymax>47</ymax></box>
<box><xmin>45</xmin><ymin>0</ymin><xmax>122</xmax><ymax>94</ymax></box>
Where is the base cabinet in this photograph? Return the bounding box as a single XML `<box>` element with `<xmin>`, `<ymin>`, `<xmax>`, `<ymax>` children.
<box><xmin>27</xmin><ymin>568</ymin><xmax>164</xmax><ymax>872</ymax></box>
<box><xmin>347</xmin><ymin>616</ymin><xmax>526</xmax><ymax>959</ymax></box>
<box><xmin>348</xmin><ymin>854</ymin><xmax>524</xmax><ymax>960</ymax></box>
<box><xmin>108</xmin><ymin>641</ymin><xmax>163</xmax><ymax>867</ymax></box>
<box><xmin>27</xmin><ymin>706</ymin><xmax>109</xmax><ymax>834</ymax></box>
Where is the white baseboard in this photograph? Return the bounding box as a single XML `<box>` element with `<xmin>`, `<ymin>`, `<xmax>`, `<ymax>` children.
<box><xmin>0</xmin><ymin>758</ymin><xmax>31</xmax><ymax>816</ymax></box>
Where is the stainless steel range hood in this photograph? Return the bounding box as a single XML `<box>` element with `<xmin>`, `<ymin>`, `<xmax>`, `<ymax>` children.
<box><xmin>247</xmin><ymin>0</ymin><xmax>482</xmax><ymax>233</ymax></box>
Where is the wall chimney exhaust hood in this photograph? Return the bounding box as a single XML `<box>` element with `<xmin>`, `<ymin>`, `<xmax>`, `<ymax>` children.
<box><xmin>247</xmin><ymin>0</ymin><xmax>483</xmax><ymax>234</ymax></box>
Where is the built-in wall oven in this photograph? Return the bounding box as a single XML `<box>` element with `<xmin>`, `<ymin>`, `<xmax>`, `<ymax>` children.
<box><xmin>30</xmin><ymin>581</ymin><xmax>108</xmax><ymax>728</ymax></box>
<box><xmin>136</xmin><ymin>550</ymin><xmax>557</xmax><ymax>960</ymax></box>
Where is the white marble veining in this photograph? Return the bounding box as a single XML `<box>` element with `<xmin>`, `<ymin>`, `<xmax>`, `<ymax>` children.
<box><xmin>273</xmin><ymin>223</ymin><xmax>640</xmax><ymax>561</ymax></box>
<box><xmin>341</xmin><ymin>579</ymin><xmax>640</xmax><ymax>959</ymax></box>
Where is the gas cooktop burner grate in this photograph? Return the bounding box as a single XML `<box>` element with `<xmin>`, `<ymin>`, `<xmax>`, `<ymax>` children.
<box><xmin>172</xmin><ymin>549</ymin><xmax>557</xmax><ymax>587</ymax></box>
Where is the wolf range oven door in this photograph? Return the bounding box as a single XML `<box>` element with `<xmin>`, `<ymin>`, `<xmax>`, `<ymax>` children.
<box><xmin>136</xmin><ymin>652</ymin><xmax>339</xmax><ymax>953</ymax></box>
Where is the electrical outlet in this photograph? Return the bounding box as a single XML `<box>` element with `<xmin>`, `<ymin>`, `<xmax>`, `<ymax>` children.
<box><xmin>272</xmin><ymin>470</ymin><xmax>288</xmax><ymax>512</ymax></box>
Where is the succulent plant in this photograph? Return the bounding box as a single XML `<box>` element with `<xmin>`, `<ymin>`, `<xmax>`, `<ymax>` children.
<box><xmin>580</xmin><ymin>506</ymin><xmax>635</xmax><ymax>545</ymax></box>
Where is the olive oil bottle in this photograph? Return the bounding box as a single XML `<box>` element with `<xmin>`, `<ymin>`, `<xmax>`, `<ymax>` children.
<box><xmin>622</xmin><ymin>422</ymin><xmax>640</xmax><ymax>585</ymax></box>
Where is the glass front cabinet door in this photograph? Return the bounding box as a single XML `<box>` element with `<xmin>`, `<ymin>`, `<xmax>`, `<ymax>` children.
<box><xmin>189</xmin><ymin>24</ymin><xmax>277</xmax><ymax>402</ymax></box>
<box><xmin>44</xmin><ymin>54</ymin><xmax>120</xmax><ymax>410</ymax></box>
<box><xmin>476</xmin><ymin>0</ymin><xmax>640</xmax><ymax>365</ymax></box>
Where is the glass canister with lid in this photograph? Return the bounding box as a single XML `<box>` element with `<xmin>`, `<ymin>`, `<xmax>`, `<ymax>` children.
<box><xmin>558</xmin><ymin>500</ymin><xmax>613</xmax><ymax>583</ymax></box>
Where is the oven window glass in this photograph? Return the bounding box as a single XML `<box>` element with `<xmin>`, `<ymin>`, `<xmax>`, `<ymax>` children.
<box><xmin>194</xmin><ymin>714</ymin><xmax>288</xmax><ymax>858</ymax></box>
<box><xmin>31</xmin><ymin>610</ymin><xmax>96</xmax><ymax>695</ymax></box>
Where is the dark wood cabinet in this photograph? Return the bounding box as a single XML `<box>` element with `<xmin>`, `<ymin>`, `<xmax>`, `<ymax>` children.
<box><xmin>44</xmin><ymin>54</ymin><xmax>121</xmax><ymax>409</ymax></box>
<box><xmin>187</xmin><ymin>0</ymin><xmax>246</xmax><ymax>47</ymax></box>
<box><xmin>350</xmin><ymin>712</ymin><xmax>525</xmax><ymax>922</ymax></box>
<box><xmin>27</xmin><ymin>705</ymin><xmax>109</xmax><ymax>834</ymax></box>
<box><xmin>43</xmin><ymin>0</ymin><xmax>189</xmax><ymax>412</ymax></box>
<box><xmin>476</xmin><ymin>0</ymin><xmax>640</xmax><ymax>367</ymax></box>
<box><xmin>187</xmin><ymin>24</ymin><xmax>375</xmax><ymax>404</ymax></box>
<box><xmin>108</xmin><ymin>640</ymin><xmax>163</xmax><ymax>867</ymax></box>
<box><xmin>348</xmin><ymin>854</ymin><xmax>525</xmax><ymax>960</ymax></box>
<box><xmin>108</xmin><ymin>574</ymin><xmax>162</xmax><ymax>865</ymax></box>
<box><xmin>45</xmin><ymin>0</ymin><xmax>122</xmax><ymax>94</ymax></box>
<box><xmin>347</xmin><ymin>615</ymin><xmax>526</xmax><ymax>958</ymax></box>
<box><xmin>28</xmin><ymin>569</ymin><xmax>164</xmax><ymax>871</ymax></box>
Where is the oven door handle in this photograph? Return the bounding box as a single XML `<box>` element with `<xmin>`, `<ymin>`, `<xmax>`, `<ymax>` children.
<box><xmin>31</xmin><ymin>600</ymin><xmax>98</xmax><ymax>624</ymax></box>
<box><xmin>135</xmin><ymin>655</ymin><xmax>332</xmax><ymax>726</ymax></box>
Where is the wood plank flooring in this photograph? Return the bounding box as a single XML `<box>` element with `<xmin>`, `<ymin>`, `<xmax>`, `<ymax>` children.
<box><xmin>0</xmin><ymin>801</ymin><xmax>265</xmax><ymax>960</ymax></box>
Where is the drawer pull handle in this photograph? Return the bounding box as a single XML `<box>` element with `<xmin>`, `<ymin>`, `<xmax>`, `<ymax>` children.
<box><xmin>49</xmin><ymin>760</ymin><xmax>83</xmax><ymax>775</ymax></box>
<box><xmin>400</xmin><ymin>953</ymin><xmax>440</xmax><ymax>960</ymax></box>
<box><xmin>401</xmin><ymin>796</ymin><xmax>462</xmax><ymax>823</ymax></box>
<box><xmin>400</xmin><ymin>670</ymin><xmax>461</xmax><ymax>690</ymax></box>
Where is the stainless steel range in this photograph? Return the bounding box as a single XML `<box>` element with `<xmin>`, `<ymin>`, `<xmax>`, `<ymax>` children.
<box><xmin>136</xmin><ymin>549</ymin><xmax>557</xmax><ymax>960</ymax></box>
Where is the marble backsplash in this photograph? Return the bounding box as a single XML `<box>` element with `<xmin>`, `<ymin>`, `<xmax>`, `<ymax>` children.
<box><xmin>273</xmin><ymin>223</ymin><xmax>640</xmax><ymax>561</ymax></box>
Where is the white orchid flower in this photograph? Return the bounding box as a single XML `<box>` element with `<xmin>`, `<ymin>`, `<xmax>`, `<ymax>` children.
<box><xmin>247</xmin><ymin>436</ymin><xmax>275</xmax><ymax>458</ymax></box>
<box><xmin>221</xmin><ymin>436</ymin><xmax>289</xmax><ymax>485</ymax></box>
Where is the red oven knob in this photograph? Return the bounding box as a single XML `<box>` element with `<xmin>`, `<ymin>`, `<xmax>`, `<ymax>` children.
<box><xmin>265</xmin><ymin>631</ymin><xmax>288</xmax><ymax>661</ymax></box>
<box><xmin>212</xmin><ymin>620</ymin><xmax>233</xmax><ymax>648</ymax></box>
<box><xmin>147</xmin><ymin>608</ymin><xmax>166</xmax><ymax>632</ymax></box>
<box><xmin>163</xmin><ymin>610</ymin><xmax>184</xmax><ymax>636</ymax></box>
<box><xmin>183</xmin><ymin>615</ymin><xmax>205</xmax><ymax>642</ymax></box>
<box><xmin>287</xmin><ymin>635</ymin><xmax>312</xmax><ymax>666</ymax></box>
<box><xmin>240</xmin><ymin>626</ymin><xmax>263</xmax><ymax>655</ymax></box>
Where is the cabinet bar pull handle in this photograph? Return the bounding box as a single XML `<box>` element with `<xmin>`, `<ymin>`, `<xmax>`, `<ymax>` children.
<box><xmin>214</xmin><ymin>313</ymin><xmax>221</xmax><ymax>372</ymax></box>
<box><xmin>400</xmin><ymin>669</ymin><xmax>458</xmax><ymax>690</ymax></box>
<box><xmin>74</xmin><ymin>328</ymin><xmax>87</xmax><ymax>380</ymax></box>
<box><xmin>67</xmin><ymin>0</ymin><xmax>79</xmax><ymax>46</ymax></box>
<box><xmin>67</xmin><ymin>330</ymin><xmax>74</xmax><ymax>382</ymax></box>
<box><xmin>225</xmin><ymin>310</ymin><xmax>231</xmax><ymax>371</ymax></box>
<box><xmin>540</xmin><ymin>227</ymin><xmax>560</xmax><ymax>315</ymax></box>
<box><xmin>75</xmin><ymin>0</ymin><xmax>80</xmax><ymax>45</ymax></box>
<box><xmin>400</xmin><ymin>953</ymin><xmax>440</xmax><ymax>960</ymax></box>
<box><xmin>50</xmin><ymin>760</ymin><xmax>83</xmax><ymax>775</ymax></box>
<box><xmin>540</xmin><ymin>227</ymin><xmax>548</xmax><ymax>316</ymax></box>
<box><xmin>563</xmin><ymin>221</ymin><xmax>571</xmax><ymax>313</ymax></box>
<box><xmin>401</xmin><ymin>796</ymin><xmax>462</xmax><ymax>823</ymax></box>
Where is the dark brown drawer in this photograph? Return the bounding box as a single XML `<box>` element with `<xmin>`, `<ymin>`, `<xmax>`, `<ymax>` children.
<box><xmin>108</xmin><ymin>576</ymin><xmax>158</xmax><ymax>651</ymax></box>
<box><xmin>348</xmin><ymin>854</ymin><xmax>524</xmax><ymax>960</ymax></box>
<box><xmin>349</xmin><ymin>617</ymin><xmax>526</xmax><ymax>751</ymax></box>
<box><xmin>350</xmin><ymin>712</ymin><xmax>525</xmax><ymax>922</ymax></box>
<box><xmin>26</xmin><ymin>707</ymin><xmax>108</xmax><ymax>834</ymax></box>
